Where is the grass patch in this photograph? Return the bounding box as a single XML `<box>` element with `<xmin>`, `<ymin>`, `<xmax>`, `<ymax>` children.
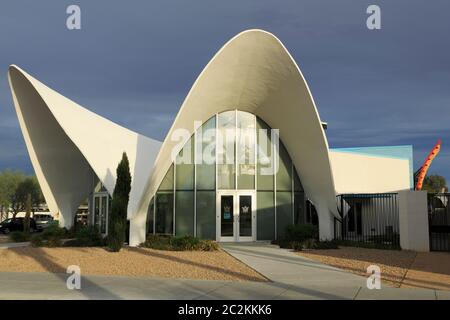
<box><xmin>141</xmin><ymin>235</ymin><xmax>219</xmax><ymax>251</ymax></box>
<box><xmin>9</xmin><ymin>231</ymin><xmax>31</xmax><ymax>242</ymax></box>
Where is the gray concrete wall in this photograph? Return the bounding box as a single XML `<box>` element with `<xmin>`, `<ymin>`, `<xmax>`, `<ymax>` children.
<box><xmin>399</xmin><ymin>190</ymin><xmax>430</xmax><ymax>252</ymax></box>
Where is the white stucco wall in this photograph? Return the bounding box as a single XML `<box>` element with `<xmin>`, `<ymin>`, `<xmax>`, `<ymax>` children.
<box><xmin>329</xmin><ymin>151</ymin><xmax>411</xmax><ymax>194</ymax></box>
<box><xmin>399</xmin><ymin>190</ymin><xmax>430</xmax><ymax>252</ymax></box>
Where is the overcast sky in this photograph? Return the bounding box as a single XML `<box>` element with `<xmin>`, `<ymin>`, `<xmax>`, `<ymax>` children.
<box><xmin>0</xmin><ymin>0</ymin><xmax>449</xmax><ymax>183</ymax></box>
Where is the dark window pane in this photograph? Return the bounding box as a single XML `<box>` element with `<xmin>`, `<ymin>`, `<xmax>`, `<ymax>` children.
<box><xmin>221</xmin><ymin>195</ymin><xmax>234</xmax><ymax>236</ymax></box>
<box><xmin>196</xmin><ymin>191</ymin><xmax>216</xmax><ymax>239</ymax></box>
<box><xmin>155</xmin><ymin>192</ymin><xmax>173</xmax><ymax>235</ymax></box>
<box><xmin>257</xmin><ymin>191</ymin><xmax>275</xmax><ymax>240</ymax></box>
<box><xmin>293</xmin><ymin>167</ymin><xmax>303</xmax><ymax>192</ymax></box>
<box><xmin>294</xmin><ymin>192</ymin><xmax>305</xmax><ymax>225</ymax></box>
<box><xmin>239</xmin><ymin>195</ymin><xmax>252</xmax><ymax>236</ymax></box>
<box><xmin>146</xmin><ymin>197</ymin><xmax>154</xmax><ymax>234</ymax></box>
<box><xmin>276</xmin><ymin>191</ymin><xmax>293</xmax><ymax>239</ymax></box>
<box><xmin>175</xmin><ymin>191</ymin><xmax>194</xmax><ymax>236</ymax></box>
<box><xmin>276</xmin><ymin>142</ymin><xmax>292</xmax><ymax>191</ymax></box>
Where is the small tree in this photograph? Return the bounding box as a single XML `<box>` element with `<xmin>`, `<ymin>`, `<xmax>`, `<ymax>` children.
<box><xmin>24</xmin><ymin>193</ymin><xmax>32</xmax><ymax>233</ymax></box>
<box><xmin>423</xmin><ymin>174</ymin><xmax>448</xmax><ymax>193</ymax></box>
<box><xmin>108</xmin><ymin>152</ymin><xmax>132</xmax><ymax>252</ymax></box>
<box><xmin>0</xmin><ymin>170</ymin><xmax>25</xmax><ymax>221</ymax></box>
<box><xmin>10</xmin><ymin>177</ymin><xmax>42</xmax><ymax>219</ymax></box>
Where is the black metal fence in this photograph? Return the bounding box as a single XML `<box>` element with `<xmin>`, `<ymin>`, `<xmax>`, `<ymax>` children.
<box><xmin>428</xmin><ymin>193</ymin><xmax>450</xmax><ymax>252</ymax></box>
<box><xmin>334</xmin><ymin>193</ymin><xmax>400</xmax><ymax>248</ymax></box>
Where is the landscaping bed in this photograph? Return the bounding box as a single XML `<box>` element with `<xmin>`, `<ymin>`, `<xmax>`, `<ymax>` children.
<box><xmin>0</xmin><ymin>246</ymin><xmax>266</xmax><ymax>282</ymax></box>
<box><xmin>297</xmin><ymin>247</ymin><xmax>450</xmax><ymax>291</ymax></box>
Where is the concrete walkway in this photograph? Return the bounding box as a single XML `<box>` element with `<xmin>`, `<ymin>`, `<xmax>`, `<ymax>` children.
<box><xmin>220</xmin><ymin>243</ymin><xmax>449</xmax><ymax>300</ymax></box>
<box><xmin>0</xmin><ymin>241</ymin><xmax>29</xmax><ymax>249</ymax></box>
<box><xmin>0</xmin><ymin>243</ymin><xmax>448</xmax><ymax>299</ymax></box>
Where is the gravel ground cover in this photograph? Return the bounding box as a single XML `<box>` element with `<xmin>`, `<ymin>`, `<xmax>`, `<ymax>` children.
<box><xmin>0</xmin><ymin>246</ymin><xmax>266</xmax><ymax>282</ymax></box>
<box><xmin>297</xmin><ymin>247</ymin><xmax>450</xmax><ymax>290</ymax></box>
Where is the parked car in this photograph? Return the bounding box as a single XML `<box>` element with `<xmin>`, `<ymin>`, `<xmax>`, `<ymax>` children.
<box><xmin>34</xmin><ymin>213</ymin><xmax>54</xmax><ymax>231</ymax></box>
<box><xmin>0</xmin><ymin>217</ymin><xmax>37</xmax><ymax>234</ymax></box>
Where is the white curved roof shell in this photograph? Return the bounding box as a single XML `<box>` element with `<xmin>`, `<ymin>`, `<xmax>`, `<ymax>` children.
<box><xmin>8</xmin><ymin>66</ymin><xmax>161</xmax><ymax>225</ymax></box>
<box><xmin>139</xmin><ymin>29</ymin><xmax>338</xmax><ymax>218</ymax></box>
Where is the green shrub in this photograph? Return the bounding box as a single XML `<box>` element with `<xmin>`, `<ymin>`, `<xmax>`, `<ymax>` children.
<box><xmin>46</xmin><ymin>237</ymin><xmax>62</xmax><ymax>247</ymax></box>
<box><xmin>284</xmin><ymin>224</ymin><xmax>318</xmax><ymax>242</ymax></box>
<box><xmin>290</xmin><ymin>241</ymin><xmax>304</xmax><ymax>251</ymax></box>
<box><xmin>9</xmin><ymin>231</ymin><xmax>31</xmax><ymax>242</ymax></box>
<box><xmin>41</xmin><ymin>224</ymin><xmax>67</xmax><ymax>240</ymax></box>
<box><xmin>30</xmin><ymin>234</ymin><xmax>44</xmax><ymax>247</ymax></box>
<box><xmin>198</xmin><ymin>239</ymin><xmax>219</xmax><ymax>251</ymax></box>
<box><xmin>312</xmin><ymin>240</ymin><xmax>339</xmax><ymax>250</ymax></box>
<box><xmin>169</xmin><ymin>235</ymin><xmax>201</xmax><ymax>250</ymax></box>
<box><xmin>301</xmin><ymin>238</ymin><xmax>317</xmax><ymax>250</ymax></box>
<box><xmin>142</xmin><ymin>234</ymin><xmax>172</xmax><ymax>250</ymax></box>
<box><xmin>288</xmin><ymin>239</ymin><xmax>339</xmax><ymax>251</ymax></box>
<box><xmin>141</xmin><ymin>235</ymin><xmax>218</xmax><ymax>251</ymax></box>
<box><xmin>64</xmin><ymin>225</ymin><xmax>104</xmax><ymax>247</ymax></box>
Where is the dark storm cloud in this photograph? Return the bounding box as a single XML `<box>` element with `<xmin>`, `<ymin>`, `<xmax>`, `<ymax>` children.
<box><xmin>0</xmin><ymin>0</ymin><xmax>449</xmax><ymax>181</ymax></box>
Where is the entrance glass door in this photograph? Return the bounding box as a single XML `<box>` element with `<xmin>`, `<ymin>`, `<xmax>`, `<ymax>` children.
<box><xmin>217</xmin><ymin>191</ymin><xmax>255</xmax><ymax>242</ymax></box>
<box><xmin>93</xmin><ymin>193</ymin><xmax>109</xmax><ymax>235</ymax></box>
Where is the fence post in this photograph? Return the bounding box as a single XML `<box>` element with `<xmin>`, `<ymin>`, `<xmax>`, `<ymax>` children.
<box><xmin>398</xmin><ymin>190</ymin><xmax>430</xmax><ymax>252</ymax></box>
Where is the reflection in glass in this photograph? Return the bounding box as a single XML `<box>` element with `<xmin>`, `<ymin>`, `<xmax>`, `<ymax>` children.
<box><xmin>196</xmin><ymin>116</ymin><xmax>216</xmax><ymax>190</ymax></box>
<box><xmin>237</xmin><ymin>112</ymin><xmax>255</xmax><ymax>189</ymax></box>
<box><xmin>218</xmin><ymin>111</ymin><xmax>236</xmax><ymax>189</ymax></box>
<box><xmin>257</xmin><ymin>118</ymin><xmax>274</xmax><ymax>190</ymax></box>
<box><xmin>176</xmin><ymin>138</ymin><xmax>194</xmax><ymax>190</ymax></box>
<box><xmin>94</xmin><ymin>197</ymin><xmax>100</xmax><ymax>230</ymax></box>
<box><xmin>101</xmin><ymin>196</ymin><xmax>107</xmax><ymax>234</ymax></box>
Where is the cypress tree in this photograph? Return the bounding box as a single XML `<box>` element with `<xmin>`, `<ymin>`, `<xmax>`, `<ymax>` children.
<box><xmin>108</xmin><ymin>152</ymin><xmax>131</xmax><ymax>252</ymax></box>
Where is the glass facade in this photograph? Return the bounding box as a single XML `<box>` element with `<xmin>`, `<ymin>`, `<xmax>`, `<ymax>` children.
<box><xmin>150</xmin><ymin>110</ymin><xmax>305</xmax><ymax>240</ymax></box>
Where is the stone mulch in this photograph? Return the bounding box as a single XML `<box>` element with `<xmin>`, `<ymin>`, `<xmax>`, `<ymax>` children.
<box><xmin>297</xmin><ymin>246</ymin><xmax>450</xmax><ymax>290</ymax></box>
<box><xmin>0</xmin><ymin>246</ymin><xmax>267</xmax><ymax>282</ymax></box>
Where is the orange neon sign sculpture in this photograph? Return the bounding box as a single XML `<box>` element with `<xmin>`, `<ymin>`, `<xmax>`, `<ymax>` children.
<box><xmin>415</xmin><ymin>139</ymin><xmax>441</xmax><ymax>190</ymax></box>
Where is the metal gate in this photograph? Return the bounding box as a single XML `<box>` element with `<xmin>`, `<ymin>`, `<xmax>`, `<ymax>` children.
<box><xmin>334</xmin><ymin>193</ymin><xmax>400</xmax><ymax>249</ymax></box>
<box><xmin>428</xmin><ymin>193</ymin><xmax>450</xmax><ymax>251</ymax></box>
